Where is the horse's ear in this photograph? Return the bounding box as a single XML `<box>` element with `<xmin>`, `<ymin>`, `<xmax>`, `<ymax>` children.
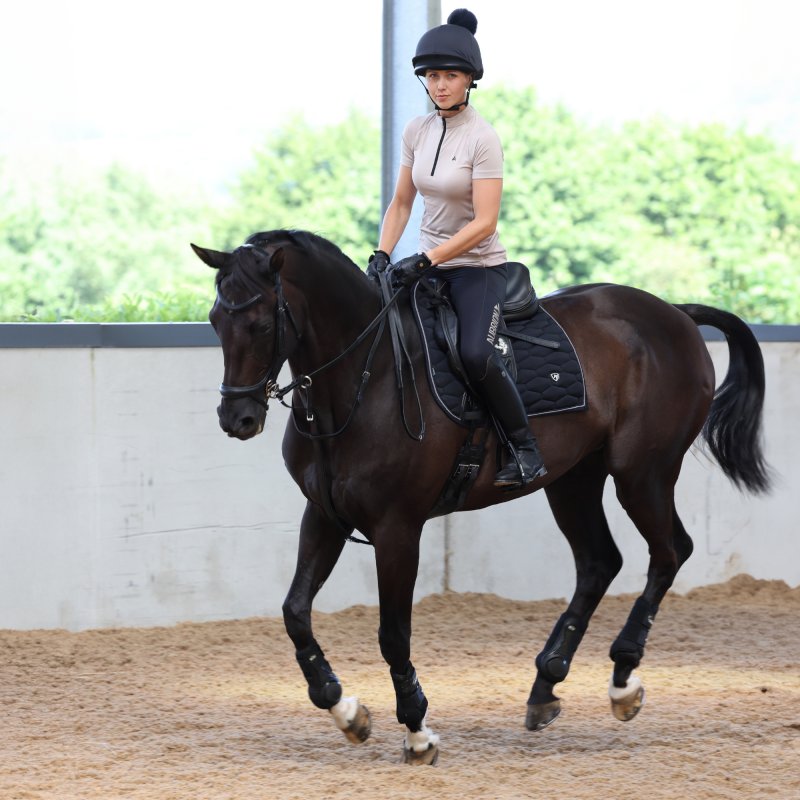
<box><xmin>269</xmin><ymin>247</ymin><xmax>285</xmax><ymax>274</ymax></box>
<box><xmin>190</xmin><ymin>243</ymin><xmax>230</xmax><ymax>270</ymax></box>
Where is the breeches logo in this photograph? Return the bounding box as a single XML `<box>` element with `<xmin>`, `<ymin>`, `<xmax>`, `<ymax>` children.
<box><xmin>486</xmin><ymin>303</ymin><xmax>500</xmax><ymax>345</ymax></box>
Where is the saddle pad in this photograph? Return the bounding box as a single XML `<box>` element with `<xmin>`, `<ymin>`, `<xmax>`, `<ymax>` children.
<box><xmin>412</xmin><ymin>283</ymin><xmax>587</xmax><ymax>426</ymax></box>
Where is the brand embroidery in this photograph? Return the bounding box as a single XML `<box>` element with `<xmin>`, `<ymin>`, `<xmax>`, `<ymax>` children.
<box><xmin>495</xmin><ymin>336</ymin><xmax>509</xmax><ymax>356</ymax></box>
<box><xmin>486</xmin><ymin>303</ymin><xmax>501</xmax><ymax>345</ymax></box>
<box><xmin>550</xmin><ymin>372</ymin><xmax>560</xmax><ymax>382</ymax></box>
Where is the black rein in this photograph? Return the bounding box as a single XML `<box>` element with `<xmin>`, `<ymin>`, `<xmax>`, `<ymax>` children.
<box><xmin>216</xmin><ymin>268</ymin><xmax>412</xmax><ymax>547</ymax></box>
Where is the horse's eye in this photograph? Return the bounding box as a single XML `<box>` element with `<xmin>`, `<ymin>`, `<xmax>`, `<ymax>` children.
<box><xmin>251</xmin><ymin>318</ymin><xmax>273</xmax><ymax>337</ymax></box>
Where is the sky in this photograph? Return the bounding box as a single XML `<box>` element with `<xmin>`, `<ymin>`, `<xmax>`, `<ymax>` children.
<box><xmin>2</xmin><ymin>0</ymin><xmax>799</xmax><ymax>192</ymax></box>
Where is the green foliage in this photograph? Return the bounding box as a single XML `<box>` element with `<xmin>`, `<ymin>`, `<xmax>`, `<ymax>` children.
<box><xmin>20</xmin><ymin>288</ymin><xmax>213</xmax><ymax>322</ymax></box>
<box><xmin>2</xmin><ymin>91</ymin><xmax>799</xmax><ymax>323</ymax></box>
<box><xmin>0</xmin><ymin>159</ymin><xmax>214</xmax><ymax>321</ymax></box>
<box><xmin>213</xmin><ymin>110</ymin><xmax>381</xmax><ymax>260</ymax></box>
<box><xmin>481</xmin><ymin>87</ymin><xmax>800</xmax><ymax>320</ymax></box>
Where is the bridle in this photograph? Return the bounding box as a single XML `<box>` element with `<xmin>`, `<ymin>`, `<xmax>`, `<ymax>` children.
<box><xmin>216</xmin><ymin>269</ymin><xmax>301</xmax><ymax>410</ymax></box>
<box><xmin>215</xmin><ymin>257</ymin><xmax>405</xmax><ymax>429</ymax></box>
<box><xmin>215</xmin><ymin>254</ymin><xmax>421</xmax><ymax>547</ymax></box>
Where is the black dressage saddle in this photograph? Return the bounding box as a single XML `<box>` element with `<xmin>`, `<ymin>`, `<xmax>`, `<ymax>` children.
<box><xmin>411</xmin><ymin>262</ymin><xmax>587</xmax><ymax>426</ymax></box>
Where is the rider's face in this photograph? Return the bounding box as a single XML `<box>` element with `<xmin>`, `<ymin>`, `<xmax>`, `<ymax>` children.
<box><xmin>425</xmin><ymin>69</ymin><xmax>471</xmax><ymax>113</ymax></box>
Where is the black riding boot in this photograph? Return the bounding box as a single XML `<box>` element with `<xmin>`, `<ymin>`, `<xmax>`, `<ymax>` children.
<box><xmin>476</xmin><ymin>353</ymin><xmax>547</xmax><ymax>488</ymax></box>
<box><xmin>494</xmin><ymin>427</ymin><xmax>547</xmax><ymax>488</ymax></box>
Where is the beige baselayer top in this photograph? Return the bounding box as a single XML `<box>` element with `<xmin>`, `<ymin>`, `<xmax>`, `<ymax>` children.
<box><xmin>400</xmin><ymin>104</ymin><xmax>508</xmax><ymax>268</ymax></box>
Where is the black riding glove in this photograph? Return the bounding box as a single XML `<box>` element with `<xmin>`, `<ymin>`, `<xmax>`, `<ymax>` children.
<box><xmin>390</xmin><ymin>252</ymin><xmax>433</xmax><ymax>287</ymax></box>
<box><xmin>366</xmin><ymin>249</ymin><xmax>390</xmax><ymax>281</ymax></box>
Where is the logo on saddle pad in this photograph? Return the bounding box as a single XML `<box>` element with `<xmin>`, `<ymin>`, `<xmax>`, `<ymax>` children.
<box><xmin>550</xmin><ymin>372</ymin><xmax>561</xmax><ymax>382</ymax></box>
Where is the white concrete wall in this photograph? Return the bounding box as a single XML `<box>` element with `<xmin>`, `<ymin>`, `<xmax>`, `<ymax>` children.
<box><xmin>0</xmin><ymin>342</ymin><xmax>797</xmax><ymax>631</ymax></box>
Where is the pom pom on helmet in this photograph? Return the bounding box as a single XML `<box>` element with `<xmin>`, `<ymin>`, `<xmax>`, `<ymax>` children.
<box><xmin>447</xmin><ymin>8</ymin><xmax>477</xmax><ymax>34</ymax></box>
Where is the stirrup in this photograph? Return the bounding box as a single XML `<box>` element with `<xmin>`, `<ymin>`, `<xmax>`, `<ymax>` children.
<box><xmin>494</xmin><ymin>445</ymin><xmax>547</xmax><ymax>489</ymax></box>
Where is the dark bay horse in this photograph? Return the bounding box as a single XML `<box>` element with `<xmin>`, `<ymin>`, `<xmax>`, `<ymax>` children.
<box><xmin>192</xmin><ymin>230</ymin><xmax>771</xmax><ymax>765</ymax></box>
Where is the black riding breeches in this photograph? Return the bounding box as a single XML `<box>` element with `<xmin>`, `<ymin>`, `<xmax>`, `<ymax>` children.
<box><xmin>433</xmin><ymin>264</ymin><xmax>508</xmax><ymax>383</ymax></box>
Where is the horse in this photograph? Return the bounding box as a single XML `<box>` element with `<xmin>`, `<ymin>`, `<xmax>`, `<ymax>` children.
<box><xmin>192</xmin><ymin>229</ymin><xmax>771</xmax><ymax>765</ymax></box>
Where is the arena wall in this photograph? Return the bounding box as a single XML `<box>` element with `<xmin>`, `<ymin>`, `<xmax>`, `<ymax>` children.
<box><xmin>0</xmin><ymin>325</ymin><xmax>797</xmax><ymax>631</ymax></box>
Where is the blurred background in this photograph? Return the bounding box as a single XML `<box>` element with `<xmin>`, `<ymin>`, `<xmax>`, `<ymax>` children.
<box><xmin>2</xmin><ymin>0</ymin><xmax>799</xmax><ymax>322</ymax></box>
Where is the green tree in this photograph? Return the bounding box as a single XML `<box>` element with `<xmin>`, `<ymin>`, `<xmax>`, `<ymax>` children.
<box><xmin>0</xmin><ymin>161</ymin><xmax>214</xmax><ymax>320</ymax></box>
<box><xmin>3</xmin><ymin>88</ymin><xmax>800</xmax><ymax>323</ymax></box>
<box><xmin>609</xmin><ymin>119</ymin><xmax>800</xmax><ymax>319</ymax></box>
<box><xmin>214</xmin><ymin>110</ymin><xmax>381</xmax><ymax>262</ymax></box>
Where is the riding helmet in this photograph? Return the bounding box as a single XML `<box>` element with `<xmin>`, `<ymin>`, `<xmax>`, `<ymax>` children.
<box><xmin>412</xmin><ymin>8</ymin><xmax>484</xmax><ymax>82</ymax></box>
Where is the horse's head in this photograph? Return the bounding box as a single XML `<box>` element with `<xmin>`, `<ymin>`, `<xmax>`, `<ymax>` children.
<box><xmin>192</xmin><ymin>238</ymin><xmax>302</xmax><ymax>440</ymax></box>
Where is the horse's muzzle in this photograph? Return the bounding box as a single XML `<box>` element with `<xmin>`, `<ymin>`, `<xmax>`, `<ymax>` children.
<box><xmin>217</xmin><ymin>399</ymin><xmax>266</xmax><ymax>440</ymax></box>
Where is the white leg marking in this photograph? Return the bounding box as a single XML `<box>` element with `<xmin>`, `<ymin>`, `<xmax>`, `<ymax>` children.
<box><xmin>329</xmin><ymin>696</ymin><xmax>359</xmax><ymax>731</ymax></box>
<box><xmin>405</xmin><ymin>718</ymin><xmax>440</xmax><ymax>753</ymax></box>
<box><xmin>608</xmin><ymin>672</ymin><xmax>642</xmax><ymax>702</ymax></box>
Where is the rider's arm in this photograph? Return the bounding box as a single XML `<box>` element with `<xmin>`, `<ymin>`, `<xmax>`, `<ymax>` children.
<box><xmin>424</xmin><ymin>178</ymin><xmax>502</xmax><ymax>266</ymax></box>
<box><xmin>378</xmin><ymin>166</ymin><xmax>417</xmax><ymax>256</ymax></box>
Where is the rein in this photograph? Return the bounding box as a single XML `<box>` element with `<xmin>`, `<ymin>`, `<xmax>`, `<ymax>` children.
<box><xmin>217</xmin><ymin>265</ymin><xmax>418</xmax><ymax>547</ymax></box>
<box><xmin>218</xmin><ymin>273</ymin><xmax>411</xmax><ymax>429</ymax></box>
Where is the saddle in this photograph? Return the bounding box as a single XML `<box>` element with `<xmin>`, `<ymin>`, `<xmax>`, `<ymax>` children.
<box><xmin>412</xmin><ymin>263</ymin><xmax>587</xmax><ymax>425</ymax></box>
<box><xmin>410</xmin><ymin>263</ymin><xmax>587</xmax><ymax>517</ymax></box>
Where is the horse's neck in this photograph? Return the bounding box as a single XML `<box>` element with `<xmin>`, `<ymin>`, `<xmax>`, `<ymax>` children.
<box><xmin>286</xmin><ymin>255</ymin><xmax>384</xmax><ymax>379</ymax></box>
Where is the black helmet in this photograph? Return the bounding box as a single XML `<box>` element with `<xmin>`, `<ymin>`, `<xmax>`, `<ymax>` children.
<box><xmin>412</xmin><ymin>9</ymin><xmax>483</xmax><ymax>82</ymax></box>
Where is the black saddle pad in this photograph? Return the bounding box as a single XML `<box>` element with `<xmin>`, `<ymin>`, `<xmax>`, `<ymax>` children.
<box><xmin>411</xmin><ymin>282</ymin><xmax>587</xmax><ymax>426</ymax></box>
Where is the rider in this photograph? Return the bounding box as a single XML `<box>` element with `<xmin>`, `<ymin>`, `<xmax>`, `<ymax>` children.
<box><xmin>369</xmin><ymin>8</ymin><xmax>546</xmax><ymax>488</ymax></box>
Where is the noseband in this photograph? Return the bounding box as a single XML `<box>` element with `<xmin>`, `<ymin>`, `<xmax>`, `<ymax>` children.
<box><xmin>217</xmin><ymin>271</ymin><xmax>301</xmax><ymax>409</ymax></box>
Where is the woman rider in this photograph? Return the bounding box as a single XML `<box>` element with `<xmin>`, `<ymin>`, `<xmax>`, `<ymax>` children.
<box><xmin>369</xmin><ymin>8</ymin><xmax>546</xmax><ymax>488</ymax></box>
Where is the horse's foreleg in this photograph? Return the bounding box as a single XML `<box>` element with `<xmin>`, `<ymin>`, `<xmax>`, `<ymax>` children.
<box><xmin>374</xmin><ymin>523</ymin><xmax>439</xmax><ymax>765</ymax></box>
<box><xmin>283</xmin><ymin>501</ymin><xmax>371</xmax><ymax>744</ymax></box>
<box><xmin>610</xmin><ymin>473</ymin><xmax>693</xmax><ymax>721</ymax></box>
<box><xmin>528</xmin><ymin>456</ymin><xmax>622</xmax><ymax>731</ymax></box>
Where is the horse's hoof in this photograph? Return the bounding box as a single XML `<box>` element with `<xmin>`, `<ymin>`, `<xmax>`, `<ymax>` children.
<box><xmin>403</xmin><ymin>742</ymin><xmax>439</xmax><ymax>766</ymax></box>
<box><xmin>341</xmin><ymin>703</ymin><xmax>372</xmax><ymax>744</ymax></box>
<box><xmin>609</xmin><ymin>674</ymin><xmax>645</xmax><ymax>721</ymax></box>
<box><xmin>403</xmin><ymin>725</ymin><xmax>440</xmax><ymax>766</ymax></box>
<box><xmin>330</xmin><ymin>697</ymin><xmax>371</xmax><ymax>744</ymax></box>
<box><xmin>525</xmin><ymin>699</ymin><xmax>561</xmax><ymax>731</ymax></box>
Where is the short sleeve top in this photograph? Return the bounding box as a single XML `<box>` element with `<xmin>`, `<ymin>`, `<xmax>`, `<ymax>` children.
<box><xmin>400</xmin><ymin>104</ymin><xmax>507</xmax><ymax>268</ymax></box>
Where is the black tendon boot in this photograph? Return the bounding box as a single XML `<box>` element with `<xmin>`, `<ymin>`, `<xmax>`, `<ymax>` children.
<box><xmin>476</xmin><ymin>353</ymin><xmax>547</xmax><ymax>488</ymax></box>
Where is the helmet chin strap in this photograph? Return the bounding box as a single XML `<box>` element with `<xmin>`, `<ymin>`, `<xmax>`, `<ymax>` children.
<box><xmin>417</xmin><ymin>76</ymin><xmax>473</xmax><ymax>113</ymax></box>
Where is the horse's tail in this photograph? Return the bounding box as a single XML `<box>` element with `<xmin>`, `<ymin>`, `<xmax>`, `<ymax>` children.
<box><xmin>674</xmin><ymin>304</ymin><xmax>772</xmax><ymax>495</ymax></box>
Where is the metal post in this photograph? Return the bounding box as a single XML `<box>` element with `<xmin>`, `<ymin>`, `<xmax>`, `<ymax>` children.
<box><xmin>381</xmin><ymin>0</ymin><xmax>440</xmax><ymax>259</ymax></box>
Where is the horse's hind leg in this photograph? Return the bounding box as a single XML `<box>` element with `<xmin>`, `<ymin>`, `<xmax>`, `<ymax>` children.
<box><xmin>282</xmin><ymin>501</ymin><xmax>371</xmax><ymax>744</ymax></box>
<box><xmin>609</xmin><ymin>469</ymin><xmax>693</xmax><ymax>721</ymax></box>
<box><xmin>527</xmin><ymin>453</ymin><xmax>622</xmax><ymax>731</ymax></box>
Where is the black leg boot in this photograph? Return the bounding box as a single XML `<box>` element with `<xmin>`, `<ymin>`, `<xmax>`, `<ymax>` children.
<box><xmin>475</xmin><ymin>353</ymin><xmax>547</xmax><ymax>488</ymax></box>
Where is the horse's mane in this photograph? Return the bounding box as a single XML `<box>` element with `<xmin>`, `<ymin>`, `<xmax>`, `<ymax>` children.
<box><xmin>244</xmin><ymin>229</ymin><xmax>365</xmax><ymax>278</ymax></box>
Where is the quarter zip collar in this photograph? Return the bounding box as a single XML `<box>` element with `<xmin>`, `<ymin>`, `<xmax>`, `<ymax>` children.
<box><xmin>430</xmin><ymin>106</ymin><xmax>475</xmax><ymax>176</ymax></box>
<box><xmin>430</xmin><ymin>117</ymin><xmax>446</xmax><ymax>176</ymax></box>
<box><xmin>437</xmin><ymin>104</ymin><xmax>475</xmax><ymax>129</ymax></box>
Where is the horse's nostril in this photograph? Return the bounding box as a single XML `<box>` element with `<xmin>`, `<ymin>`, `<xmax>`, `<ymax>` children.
<box><xmin>240</xmin><ymin>416</ymin><xmax>256</xmax><ymax>430</ymax></box>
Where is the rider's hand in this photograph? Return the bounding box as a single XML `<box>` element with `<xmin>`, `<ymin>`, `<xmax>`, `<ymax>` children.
<box><xmin>390</xmin><ymin>252</ymin><xmax>433</xmax><ymax>287</ymax></box>
<box><xmin>366</xmin><ymin>250</ymin><xmax>390</xmax><ymax>281</ymax></box>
